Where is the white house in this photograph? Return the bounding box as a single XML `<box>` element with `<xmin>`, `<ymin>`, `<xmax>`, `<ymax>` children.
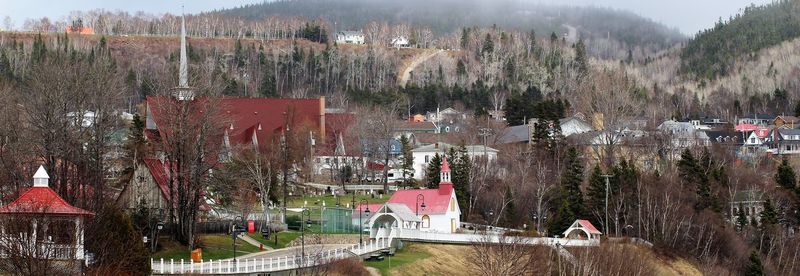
<box><xmin>390</xmin><ymin>36</ymin><xmax>410</xmax><ymax>48</ymax></box>
<box><xmin>410</xmin><ymin>142</ymin><xmax>498</xmax><ymax>180</ymax></box>
<box><xmin>365</xmin><ymin>157</ymin><xmax>461</xmax><ymax>240</ymax></box>
<box><xmin>559</xmin><ymin>116</ymin><xmax>595</xmax><ymax>137</ymax></box>
<box><xmin>765</xmin><ymin>128</ymin><xmax>800</xmax><ymax>155</ymax></box>
<box><xmin>335</xmin><ymin>31</ymin><xmax>365</xmax><ymax>45</ymax></box>
<box><xmin>657</xmin><ymin>120</ymin><xmax>710</xmax><ymax>159</ymax></box>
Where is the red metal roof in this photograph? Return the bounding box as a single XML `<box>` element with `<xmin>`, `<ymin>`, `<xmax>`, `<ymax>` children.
<box><xmin>577</xmin><ymin>219</ymin><xmax>602</xmax><ymax>234</ymax></box>
<box><xmin>142</xmin><ymin>158</ymin><xmax>210</xmax><ymax>212</ymax></box>
<box><xmin>388</xmin><ymin>185</ymin><xmax>454</xmax><ymax>215</ymax></box>
<box><xmin>146</xmin><ymin>96</ymin><xmax>324</xmax><ymax>150</ymax></box>
<box><xmin>0</xmin><ymin>187</ymin><xmax>94</xmax><ymax>217</ymax></box>
<box><xmin>352</xmin><ymin>203</ymin><xmax>382</xmax><ymax>219</ymax></box>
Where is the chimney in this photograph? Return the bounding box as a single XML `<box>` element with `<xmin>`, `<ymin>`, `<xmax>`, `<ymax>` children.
<box><xmin>33</xmin><ymin>165</ymin><xmax>49</xmax><ymax>188</ymax></box>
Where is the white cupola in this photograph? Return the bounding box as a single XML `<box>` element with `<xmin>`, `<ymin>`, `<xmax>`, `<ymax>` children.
<box><xmin>33</xmin><ymin>165</ymin><xmax>49</xmax><ymax>187</ymax></box>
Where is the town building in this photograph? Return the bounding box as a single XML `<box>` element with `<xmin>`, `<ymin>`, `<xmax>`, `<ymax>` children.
<box><xmin>0</xmin><ymin>166</ymin><xmax>94</xmax><ymax>273</ymax></box>
<box><xmin>730</xmin><ymin>190</ymin><xmax>764</xmax><ymax>224</ymax></box>
<box><xmin>410</xmin><ymin>142</ymin><xmax>498</xmax><ymax>180</ymax></box>
<box><xmin>335</xmin><ymin>31</ymin><xmax>365</xmax><ymax>45</ymax></box>
<box><xmin>765</xmin><ymin>128</ymin><xmax>800</xmax><ymax>155</ymax></box>
<box><xmin>657</xmin><ymin>120</ymin><xmax>710</xmax><ymax>159</ymax></box>
<box><xmin>774</xmin><ymin>115</ymin><xmax>800</xmax><ymax>128</ymax></box>
<box><xmin>737</xmin><ymin>114</ymin><xmax>774</xmax><ymax>126</ymax></box>
<box><xmin>366</xmin><ymin>157</ymin><xmax>461</xmax><ymax>239</ymax></box>
<box><xmin>390</xmin><ymin>36</ymin><xmax>410</xmax><ymax>48</ymax></box>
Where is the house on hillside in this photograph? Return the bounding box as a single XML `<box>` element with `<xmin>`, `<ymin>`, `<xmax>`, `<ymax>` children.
<box><xmin>737</xmin><ymin>114</ymin><xmax>773</xmax><ymax>126</ymax></box>
<box><xmin>335</xmin><ymin>31</ymin><xmax>365</xmax><ymax>45</ymax></box>
<box><xmin>730</xmin><ymin>190</ymin><xmax>764</xmax><ymax>225</ymax></box>
<box><xmin>396</xmin><ymin>121</ymin><xmax>438</xmax><ymax>134</ymax></box>
<box><xmin>0</xmin><ymin>166</ymin><xmax>94</xmax><ymax>273</ymax></box>
<box><xmin>765</xmin><ymin>128</ymin><xmax>800</xmax><ymax>155</ymax></box>
<box><xmin>657</xmin><ymin>120</ymin><xmax>710</xmax><ymax>159</ymax></box>
<box><xmin>774</xmin><ymin>115</ymin><xmax>800</xmax><ymax>128</ymax></box>
<box><xmin>410</xmin><ymin>142</ymin><xmax>497</xmax><ymax>180</ymax></box>
<box><xmin>364</xmin><ymin>157</ymin><xmax>461</xmax><ymax>239</ymax></box>
<box><xmin>390</xmin><ymin>36</ymin><xmax>410</xmax><ymax>48</ymax></box>
<box><xmin>741</xmin><ymin>128</ymin><xmax>770</xmax><ymax>155</ymax></box>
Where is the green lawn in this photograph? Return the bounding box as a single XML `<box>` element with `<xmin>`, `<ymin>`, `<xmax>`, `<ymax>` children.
<box><xmin>247</xmin><ymin>231</ymin><xmax>302</xmax><ymax>249</ymax></box>
<box><xmin>364</xmin><ymin>243</ymin><xmax>432</xmax><ymax>275</ymax></box>
<box><xmin>152</xmin><ymin>234</ymin><xmax>261</xmax><ymax>261</ymax></box>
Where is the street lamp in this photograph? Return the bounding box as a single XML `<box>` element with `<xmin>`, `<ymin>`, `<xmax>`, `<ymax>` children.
<box><xmin>415</xmin><ymin>194</ymin><xmax>426</xmax><ymax>216</ymax></box>
<box><xmin>358</xmin><ymin>199</ymin><xmax>370</xmax><ymax>246</ymax></box>
<box><xmin>300</xmin><ymin>209</ymin><xmax>312</xmax><ymax>265</ymax></box>
<box><xmin>231</xmin><ymin>216</ymin><xmax>245</xmax><ymax>262</ymax></box>
<box><xmin>149</xmin><ymin>210</ymin><xmax>165</xmax><ymax>253</ymax></box>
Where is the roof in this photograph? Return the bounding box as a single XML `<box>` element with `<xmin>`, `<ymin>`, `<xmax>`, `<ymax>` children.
<box><xmin>384</xmin><ymin>203</ymin><xmax>422</xmax><ymax>222</ymax></box>
<box><xmin>776</xmin><ymin>115</ymin><xmax>800</xmax><ymax>123</ymax></box>
<box><xmin>146</xmin><ymin>96</ymin><xmax>324</xmax><ymax>149</ymax></box>
<box><xmin>736</xmin><ymin>124</ymin><xmax>760</xmax><ymax>132</ymax></box>
<box><xmin>388</xmin><ymin>186</ymin><xmax>454</xmax><ymax>215</ymax></box>
<box><xmin>142</xmin><ymin>158</ymin><xmax>210</xmax><ymax>212</ymax></box>
<box><xmin>732</xmin><ymin>190</ymin><xmax>764</xmax><ymax>202</ymax></box>
<box><xmin>563</xmin><ymin>219</ymin><xmax>601</xmax><ymax>235</ymax></box>
<box><xmin>352</xmin><ymin>203</ymin><xmax>383</xmax><ymax>219</ymax></box>
<box><xmin>497</xmin><ymin>125</ymin><xmax>530</xmax><ymax>144</ymax></box>
<box><xmin>396</xmin><ymin>121</ymin><xmax>437</xmax><ymax>131</ymax></box>
<box><xmin>441</xmin><ymin>157</ymin><xmax>451</xmax><ymax>173</ymax></box>
<box><xmin>338</xmin><ymin>31</ymin><xmax>364</xmax><ymax>36</ymax></box>
<box><xmin>0</xmin><ymin>187</ymin><xmax>94</xmax><ymax>217</ymax></box>
<box><xmin>411</xmin><ymin>142</ymin><xmax>498</xmax><ymax>154</ymax></box>
<box><xmin>741</xmin><ymin>113</ymin><xmax>774</xmax><ymax>119</ymax></box>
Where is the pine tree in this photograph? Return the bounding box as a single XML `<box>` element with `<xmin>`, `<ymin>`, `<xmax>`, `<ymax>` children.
<box><xmin>453</xmin><ymin>145</ymin><xmax>471</xmax><ymax>219</ymax></box>
<box><xmin>0</xmin><ymin>51</ymin><xmax>12</xmax><ymax>82</ymax></box>
<box><xmin>744</xmin><ymin>251</ymin><xmax>764</xmax><ymax>276</ymax></box>
<box><xmin>574</xmin><ymin>39</ymin><xmax>588</xmax><ymax>75</ymax></box>
<box><xmin>586</xmin><ymin>164</ymin><xmax>606</xmax><ymax>228</ymax></box>
<box><xmin>760</xmin><ymin>198</ymin><xmax>778</xmax><ymax>226</ymax></box>
<box><xmin>399</xmin><ymin>135</ymin><xmax>415</xmax><ymax>187</ymax></box>
<box><xmin>425</xmin><ymin>153</ymin><xmax>442</xmax><ymax>188</ymax></box>
<box><xmin>678</xmin><ymin>149</ymin><xmax>712</xmax><ymax>210</ymax></box>
<box><xmin>548</xmin><ymin>200</ymin><xmax>574</xmax><ymax>236</ymax></box>
<box><xmin>775</xmin><ymin>158</ymin><xmax>796</xmax><ymax>190</ymax></box>
<box><xmin>561</xmin><ymin>148</ymin><xmax>585</xmax><ymax>218</ymax></box>
<box><xmin>736</xmin><ymin>204</ymin><xmax>748</xmax><ymax>231</ymax></box>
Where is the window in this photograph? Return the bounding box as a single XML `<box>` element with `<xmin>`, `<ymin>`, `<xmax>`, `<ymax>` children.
<box><xmin>450</xmin><ymin>200</ymin><xmax>455</xmax><ymax>212</ymax></box>
<box><xmin>425</xmin><ymin>155</ymin><xmax>430</xmax><ymax>163</ymax></box>
<box><xmin>421</xmin><ymin>215</ymin><xmax>430</xmax><ymax>228</ymax></box>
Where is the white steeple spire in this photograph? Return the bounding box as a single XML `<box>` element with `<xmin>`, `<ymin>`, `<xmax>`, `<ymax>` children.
<box><xmin>33</xmin><ymin>165</ymin><xmax>49</xmax><ymax>187</ymax></box>
<box><xmin>179</xmin><ymin>12</ymin><xmax>188</xmax><ymax>88</ymax></box>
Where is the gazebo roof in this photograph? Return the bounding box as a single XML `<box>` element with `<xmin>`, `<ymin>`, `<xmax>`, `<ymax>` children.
<box><xmin>0</xmin><ymin>166</ymin><xmax>94</xmax><ymax>217</ymax></box>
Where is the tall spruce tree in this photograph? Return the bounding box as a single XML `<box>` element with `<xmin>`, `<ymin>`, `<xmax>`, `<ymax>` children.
<box><xmin>760</xmin><ymin>198</ymin><xmax>778</xmax><ymax>226</ymax></box>
<box><xmin>744</xmin><ymin>251</ymin><xmax>764</xmax><ymax>276</ymax></box>
<box><xmin>549</xmin><ymin>147</ymin><xmax>585</xmax><ymax>234</ymax></box>
<box><xmin>425</xmin><ymin>153</ymin><xmax>442</xmax><ymax>188</ymax></box>
<box><xmin>586</xmin><ymin>164</ymin><xmax>606</xmax><ymax>228</ymax></box>
<box><xmin>399</xmin><ymin>135</ymin><xmax>415</xmax><ymax>187</ymax></box>
<box><xmin>736</xmin><ymin>204</ymin><xmax>748</xmax><ymax>231</ymax></box>
<box><xmin>678</xmin><ymin>149</ymin><xmax>712</xmax><ymax>210</ymax></box>
<box><xmin>452</xmin><ymin>145</ymin><xmax>471</xmax><ymax>219</ymax></box>
<box><xmin>775</xmin><ymin>158</ymin><xmax>796</xmax><ymax>190</ymax></box>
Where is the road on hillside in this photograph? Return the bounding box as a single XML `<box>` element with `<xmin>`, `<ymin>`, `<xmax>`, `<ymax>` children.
<box><xmin>398</xmin><ymin>49</ymin><xmax>444</xmax><ymax>88</ymax></box>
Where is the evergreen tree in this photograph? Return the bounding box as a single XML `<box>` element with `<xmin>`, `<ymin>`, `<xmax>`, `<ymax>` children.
<box><xmin>586</xmin><ymin>164</ymin><xmax>606</xmax><ymax>228</ymax></box>
<box><xmin>736</xmin><ymin>204</ymin><xmax>748</xmax><ymax>231</ymax></box>
<box><xmin>794</xmin><ymin>100</ymin><xmax>800</xmax><ymax>117</ymax></box>
<box><xmin>760</xmin><ymin>198</ymin><xmax>778</xmax><ymax>226</ymax></box>
<box><xmin>678</xmin><ymin>149</ymin><xmax>712</xmax><ymax>210</ymax></box>
<box><xmin>775</xmin><ymin>158</ymin><xmax>796</xmax><ymax>190</ymax></box>
<box><xmin>551</xmin><ymin>147</ymin><xmax>585</xmax><ymax>233</ymax></box>
<box><xmin>574</xmin><ymin>39</ymin><xmax>588</xmax><ymax>75</ymax></box>
<box><xmin>452</xmin><ymin>145</ymin><xmax>471</xmax><ymax>219</ymax></box>
<box><xmin>425</xmin><ymin>153</ymin><xmax>442</xmax><ymax>188</ymax></box>
<box><xmin>0</xmin><ymin>51</ymin><xmax>12</xmax><ymax>82</ymax></box>
<box><xmin>481</xmin><ymin>34</ymin><xmax>494</xmax><ymax>57</ymax></box>
<box><xmin>548</xmin><ymin>200</ymin><xmax>574</xmax><ymax>237</ymax></box>
<box><xmin>744</xmin><ymin>251</ymin><xmax>764</xmax><ymax>276</ymax></box>
<box><xmin>399</xmin><ymin>135</ymin><xmax>415</xmax><ymax>187</ymax></box>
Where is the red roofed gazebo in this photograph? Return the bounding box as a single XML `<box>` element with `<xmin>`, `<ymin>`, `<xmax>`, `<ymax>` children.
<box><xmin>0</xmin><ymin>166</ymin><xmax>94</xmax><ymax>267</ymax></box>
<box><xmin>562</xmin><ymin>219</ymin><xmax>602</xmax><ymax>240</ymax></box>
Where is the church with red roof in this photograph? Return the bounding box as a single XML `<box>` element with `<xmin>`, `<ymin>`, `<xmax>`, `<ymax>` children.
<box><xmin>363</xmin><ymin>157</ymin><xmax>461</xmax><ymax>238</ymax></box>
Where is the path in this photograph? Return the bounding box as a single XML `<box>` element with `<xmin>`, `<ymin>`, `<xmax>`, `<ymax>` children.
<box><xmin>398</xmin><ymin>49</ymin><xmax>444</xmax><ymax>88</ymax></box>
<box><xmin>237</xmin><ymin>233</ymin><xmax>273</xmax><ymax>251</ymax></box>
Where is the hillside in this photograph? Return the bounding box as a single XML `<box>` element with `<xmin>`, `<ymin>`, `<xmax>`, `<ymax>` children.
<box><xmin>214</xmin><ymin>0</ymin><xmax>685</xmax><ymax>59</ymax></box>
<box><xmin>680</xmin><ymin>0</ymin><xmax>800</xmax><ymax>80</ymax></box>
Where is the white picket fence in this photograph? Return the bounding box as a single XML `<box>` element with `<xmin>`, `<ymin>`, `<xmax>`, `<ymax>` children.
<box><xmin>150</xmin><ymin>239</ymin><xmax>391</xmax><ymax>274</ymax></box>
<box><xmin>392</xmin><ymin>227</ymin><xmax>600</xmax><ymax>247</ymax></box>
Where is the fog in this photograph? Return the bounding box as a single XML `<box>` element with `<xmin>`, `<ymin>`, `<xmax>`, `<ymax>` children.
<box><xmin>0</xmin><ymin>0</ymin><xmax>777</xmax><ymax>34</ymax></box>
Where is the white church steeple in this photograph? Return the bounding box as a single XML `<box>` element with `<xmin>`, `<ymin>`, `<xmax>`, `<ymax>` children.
<box><xmin>172</xmin><ymin>12</ymin><xmax>194</xmax><ymax>101</ymax></box>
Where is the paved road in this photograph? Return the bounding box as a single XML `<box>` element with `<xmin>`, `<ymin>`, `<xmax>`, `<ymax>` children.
<box><xmin>236</xmin><ymin>244</ymin><xmax>353</xmax><ymax>261</ymax></box>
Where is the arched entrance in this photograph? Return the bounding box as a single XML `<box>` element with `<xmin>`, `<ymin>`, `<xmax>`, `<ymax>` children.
<box><xmin>369</xmin><ymin>213</ymin><xmax>399</xmax><ymax>241</ymax></box>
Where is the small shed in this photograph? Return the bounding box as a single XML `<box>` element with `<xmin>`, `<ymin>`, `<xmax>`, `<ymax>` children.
<box><xmin>562</xmin><ymin>219</ymin><xmax>602</xmax><ymax>240</ymax></box>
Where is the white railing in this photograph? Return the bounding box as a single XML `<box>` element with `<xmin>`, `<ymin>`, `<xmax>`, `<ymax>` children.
<box><xmin>392</xmin><ymin>227</ymin><xmax>599</xmax><ymax>247</ymax></box>
<box><xmin>151</xmin><ymin>239</ymin><xmax>392</xmax><ymax>274</ymax></box>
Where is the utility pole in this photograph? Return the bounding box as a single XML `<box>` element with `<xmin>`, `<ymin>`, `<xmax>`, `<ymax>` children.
<box><xmin>601</xmin><ymin>173</ymin><xmax>614</xmax><ymax>235</ymax></box>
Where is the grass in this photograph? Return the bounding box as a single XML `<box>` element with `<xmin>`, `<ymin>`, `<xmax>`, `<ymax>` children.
<box><xmin>152</xmin><ymin>234</ymin><xmax>261</xmax><ymax>261</ymax></box>
<box><xmin>364</xmin><ymin>243</ymin><xmax>433</xmax><ymax>276</ymax></box>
